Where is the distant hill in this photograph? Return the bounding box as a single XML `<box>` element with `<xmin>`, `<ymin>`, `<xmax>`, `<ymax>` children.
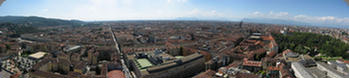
<box><xmin>0</xmin><ymin>16</ymin><xmax>84</xmax><ymax>26</ymax></box>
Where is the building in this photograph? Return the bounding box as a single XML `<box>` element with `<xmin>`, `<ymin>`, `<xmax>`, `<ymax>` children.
<box><xmin>64</xmin><ymin>45</ymin><xmax>81</xmax><ymax>52</ymax></box>
<box><xmin>129</xmin><ymin>51</ymin><xmax>205</xmax><ymax>78</ymax></box>
<box><xmin>87</xmin><ymin>49</ymin><xmax>98</xmax><ymax>65</ymax></box>
<box><xmin>192</xmin><ymin>69</ymin><xmax>216</xmax><ymax>78</ymax></box>
<box><xmin>29</xmin><ymin>47</ymin><xmax>109</xmax><ymax>78</ymax></box>
<box><xmin>28</xmin><ymin>52</ymin><xmax>47</xmax><ymax>60</ymax></box>
<box><xmin>108</xmin><ymin>70</ymin><xmax>125</xmax><ymax>78</ymax></box>
<box><xmin>291</xmin><ymin>62</ymin><xmax>314</xmax><ymax>78</ymax></box>
<box><xmin>29</xmin><ymin>58</ymin><xmax>71</xmax><ymax>78</ymax></box>
<box><xmin>282</xmin><ymin>49</ymin><xmax>300</xmax><ymax>62</ymax></box>
<box><xmin>317</xmin><ymin>62</ymin><xmax>349</xmax><ymax>78</ymax></box>
<box><xmin>242</xmin><ymin>58</ymin><xmax>262</xmax><ymax>72</ymax></box>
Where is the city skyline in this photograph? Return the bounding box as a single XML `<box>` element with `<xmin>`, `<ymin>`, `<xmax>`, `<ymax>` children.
<box><xmin>0</xmin><ymin>0</ymin><xmax>349</xmax><ymax>26</ymax></box>
<box><xmin>3</xmin><ymin>1</ymin><xmax>349</xmax><ymax>78</ymax></box>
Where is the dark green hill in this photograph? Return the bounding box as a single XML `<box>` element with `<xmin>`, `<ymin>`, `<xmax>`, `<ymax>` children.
<box><xmin>0</xmin><ymin>16</ymin><xmax>84</xmax><ymax>26</ymax></box>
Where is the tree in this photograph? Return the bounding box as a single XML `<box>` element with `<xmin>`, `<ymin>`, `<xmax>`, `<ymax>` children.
<box><xmin>272</xmin><ymin>32</ymin><xmax>349</xmax><ymax>59</ymax></box>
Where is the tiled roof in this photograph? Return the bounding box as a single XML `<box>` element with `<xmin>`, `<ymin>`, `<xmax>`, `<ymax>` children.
<box><xmin>192</xmin><ymin>70</ymin><xmax>216</xmax><ymax>78</ymax></box>
<box><xmin>242</xmin><ymin>58</ymin><xmax>262</xmax><ymax>67</ymax></box>
<box><xmin>267</xmin><ymin>66</ymin><xmax>279</xmax><ymax>71</ymax></box>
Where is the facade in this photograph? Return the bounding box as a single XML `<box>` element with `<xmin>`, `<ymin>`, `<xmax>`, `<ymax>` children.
<box><xmin>88</xmin><ymin>50</ymin><xmax>98</xmax><ymax>65</ymax></box>
<box><xmin>30</xmin><ymin>58</ymin><xmax>71</xmax><ymax>78</ymax></box>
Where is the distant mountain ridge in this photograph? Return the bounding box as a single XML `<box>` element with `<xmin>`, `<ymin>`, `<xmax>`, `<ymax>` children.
<box><xmin>0</xmin><ymin>16</ymin><xmax>84</xmax><ymax>26</ymax></box>
<box><xmin>0</xmin><ymin>16</ymin><xmax>346</xmax><ymax>28</ymax></box>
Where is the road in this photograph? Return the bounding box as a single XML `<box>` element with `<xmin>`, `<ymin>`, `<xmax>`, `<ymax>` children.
<box><xmin>109</xmin><ymin>26</ymin><xmax>133</xmax><ymax>78</ymax></box>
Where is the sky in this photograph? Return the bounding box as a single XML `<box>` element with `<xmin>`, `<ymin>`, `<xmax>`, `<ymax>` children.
<box><xmin>0</xmin><ymin>0</ymin><xmax>349</xmax><ymax>26</ymax></box>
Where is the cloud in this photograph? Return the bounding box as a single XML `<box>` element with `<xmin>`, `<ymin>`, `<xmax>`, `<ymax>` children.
<box><xmin>252</xmin><ymin>11</ymin><xmax>261</xmax><ymax>15</ymax></box>
<box><xmin>63</xmin><ymin>0</ymin><xmax>194</xmax><ymax>20</ymax></box>
<box><xmin>34</xmin><ymin>0</ymin><xmax>239</xmax><ymax>21</ymax></box>
<box><xmin>167</xmin><ymin>0</ymin><xmax>188</xmax><ymax>3</ymax></box>
<box><xmin>293</xmin><ymin>15</ymin><xmax>349</xmax><ymax>25</ymax></box>
<box><xmin>273</xmin><ymin>12</ymin><xmax>289</xmax><ymax>17</ymax></box>
<box><xmin>63</xmin><ymin>0</ymin><xmax>238</xmax><ymax>21</ymax></box>
<box><xmin>250</xmin><ymin>11</ymin><xmax>289</xmax><ymax>18</ymax></box>
<box><xmin>319</xmin><ymin>16</ymin><xmax>335</xmax><ymax>21</ymax></box>
<box><xmin>42</xmin><ymin>9</ymin><xmax>48</xmax><ymax>12</ymax></box>
<box><xmin>69</xmin><ymin>0</ymin><xmax>120</xmax><ymax>20</ymax></box>
<box><xmin>186</xmin><ymin>9</ymin><xmax>226</xmax><ymax>18</ymax></box>
<box><xmin>249</xmin><ymin>11</ymin><xmax>349</xmax><ymax>26</ymax></box>
<box><xmin>179</xmin><ymin>8</ymin><xmax>241</xmax><ymax>20</ymax></box>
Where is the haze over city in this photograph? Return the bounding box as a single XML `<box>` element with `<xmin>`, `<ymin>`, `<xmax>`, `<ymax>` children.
<box><xmin>1</xmin><ymin>0</ymin><xmax>349</xmax><ymax>26</ymax></box>
<box><xmin>2</xmin><ymin>0</ymin><xmax>349</xmax><ymax>78</ymax></box>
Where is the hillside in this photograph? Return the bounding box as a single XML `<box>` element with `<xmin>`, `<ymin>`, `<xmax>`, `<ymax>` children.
<box><xmin>0</xmin><ymin>16</ymin><xmax>84</xmax><ymax>26</ymax></box>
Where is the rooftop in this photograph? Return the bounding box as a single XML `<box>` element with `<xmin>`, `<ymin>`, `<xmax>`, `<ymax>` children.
<box><xmin>192</xmin><ymin>69</ymin><xmax>216</xmax><ymax>78</ymax></box>
<box><xmin>291</xmin><ymin>62</ymin><xmax>315</xmax><ymax>78</ymax></box>
<box><xmin>136</xmin><ymin>59</ymin><xmax>153</xmax><ymax>69</ymax></box>
<box><xmin>28</xmin><ymin>51</ymin><xmax>47</xmax><ymax>59</ymax></box>
<box><xmin>107</xmin><ymin>70</ymin><xmax>125</xmax><ymax>78</ymax></box>
<box><xmin>242</xmin><ymin>58</ymin><xmax>262</xmax><ymax>67</ymax></box>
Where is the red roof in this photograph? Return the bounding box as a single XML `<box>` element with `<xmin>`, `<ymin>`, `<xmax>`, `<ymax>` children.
<box><xmin>261</xmin><ymin>35</ymin><xmax>275</xmax><ymax>41</ymax></box>
<box><xmin>235</xmin><ymin>73</ymin><xmax>259</xmax><ymax>78</ymax></box>
<box><xmin>242</xmin><ymin>58</ymin><xmax>262</xmax><ymax>67</ymax></box>
<box><xmin>226</xmin><ymin>61</ymin><xmax>242</xmax><ymax>68</ymax></box>
<box><xmin>339</xmin><ymin>59</ymin><xmax>349</xmax><ymax>64</ymax></box>
<box><xmin>267</xmin><ymin>51</ymin><xmax>277</xmax><ymax>57</ymax></box>
<box><xmin>254</xmin><ymin>41</ymin><xmax>261</xmax><ymax>45</ymax></box>
<box><xmin>193</xmin><ymin>70</ymin><xmax>216</xmax><ymax>78</ymax></box>
<box><xmin>254</xmin><ymin>48</ymin><xmax>267</xmax><ymax>54</ymax></box>
<box><xmin>267</xmin><ymin>66</ymin><xmax>279</xmax><ymax>71</ymax></box>
<box><xmin>107</xmin><ymin>70</ymin><xmax>125</xmax><ymax>78</ymax></box>
<box><xmin>246</xmin><ymin>40</ymin><xmax>257</xmax><ymax>43</ymax></box>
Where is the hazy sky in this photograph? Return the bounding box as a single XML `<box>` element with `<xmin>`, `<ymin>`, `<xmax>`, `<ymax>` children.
<box><xmin>0</xmin><ymin>0</ymin><xmax>349</xmax><ymax>26</ymax></box>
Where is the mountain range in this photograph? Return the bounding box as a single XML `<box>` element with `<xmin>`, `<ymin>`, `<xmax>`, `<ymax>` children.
<box><xmin>0</xmin><ymin>16</ymin><xmax>346</xmax><ymax>28</ymax></box>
